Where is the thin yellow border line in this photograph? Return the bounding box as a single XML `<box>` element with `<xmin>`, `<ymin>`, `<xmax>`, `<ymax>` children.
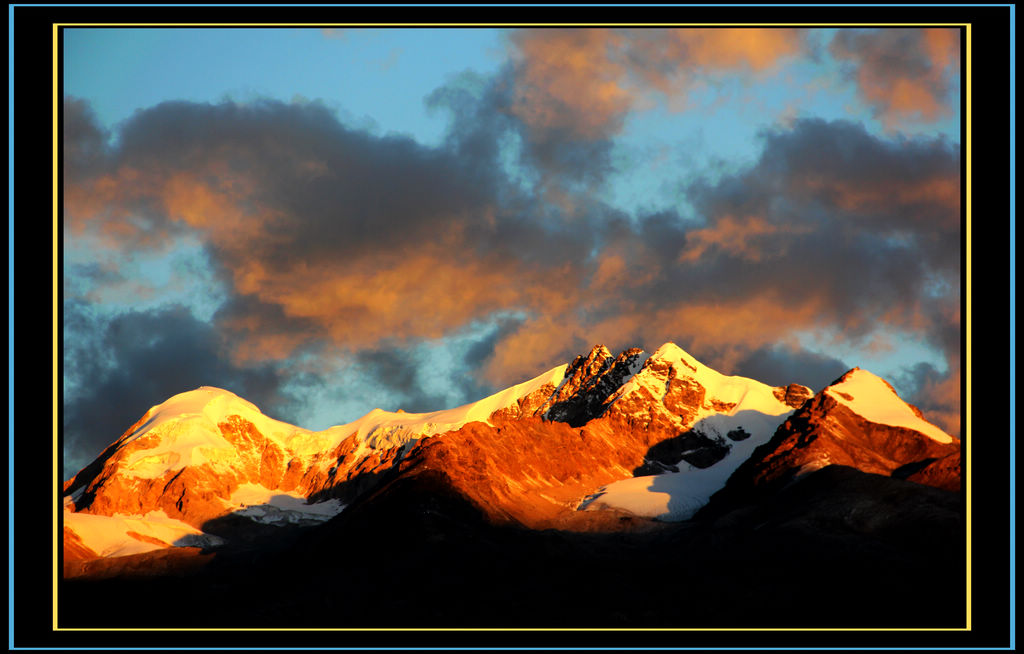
<box><xmin>54</xmin><ymin>21</ymin><xmax>974</xmax><ymax>634</ymax></box>
<box><xmin>964</xmin><ymin>21</ymin><xmax>973</xmax><ymax>634</ymax></box>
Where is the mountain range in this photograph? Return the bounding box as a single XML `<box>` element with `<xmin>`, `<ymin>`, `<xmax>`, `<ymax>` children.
<box><xmin>59</xmin><ymin>343</ymin><xmax>964</xmax><ymax>628</ymax></box>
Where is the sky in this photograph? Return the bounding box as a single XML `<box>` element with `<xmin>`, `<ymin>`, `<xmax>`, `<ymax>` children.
<box><xmin>61</xmin><ymin>26</ymin><xmax>963</xmax><ymax>475</ymax></box>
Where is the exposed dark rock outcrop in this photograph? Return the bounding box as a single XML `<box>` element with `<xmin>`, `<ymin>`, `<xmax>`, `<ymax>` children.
<box><xmin>773</xmin><ymin>382</ymin><xmax>814</xmax><ymax>409</ymax></box>
<box><xmin>542</xmin><ymin>346</ymin><xmax>646</xmax><ymax>426</ymax></box>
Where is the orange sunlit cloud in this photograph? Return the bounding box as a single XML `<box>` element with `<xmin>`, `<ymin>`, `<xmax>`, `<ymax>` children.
<box><xmin>830</xmin><ymin>28</ymin><xmax>960</xmax><ymax>129</ymax></box>
<box><xmin>676</xmin><ymin>28</ymin><xmax>805</xmax><ymax>70</ymax></box>
<box><xmin>507</xmin><ymin>28</ymin><xmax>809</xmax><ymax>140</ymax></box>
<box><xmin>792</xmin><ymin>175</ymin><xmax>960</xmax><ymax>232</ymax></box>
<box><xmin>65</xmin><ymin>162</ymin><xmax>587</xmax><ymax>366</ymax></box>
<box><xmin>677</xmin><ymin>215</ymin><xmax>811</xmax><ymax>263</ymax></box>
<box><xmin>508</xmin><ymin>28</ymin><xmax>632</xmax><ymax>139</ymax></box>
<box><xmin>227</xmin><ymin>251</ymin><xmax>581</xmax><ymax>359</ymax></box>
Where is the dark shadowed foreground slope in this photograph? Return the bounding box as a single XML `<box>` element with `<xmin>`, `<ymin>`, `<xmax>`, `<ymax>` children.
<box><xmin>61</xmin><ymin>462</ymin><xmax>963</xmax><ymax>629</ymax></box>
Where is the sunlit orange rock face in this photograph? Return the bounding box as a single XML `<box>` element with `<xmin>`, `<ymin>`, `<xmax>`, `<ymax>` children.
<box><xmin>394</xmin><ymin>417</ymin><xmax>656</xmax><ymax>530</ymax></box>
<box><xmin>605</xmin><ymin>358</ymin><xmax>707</xmax><ymax>438</ymax></box>
<box><xmin>337</xmin><ymin>345</ymin><xmax>816</xmax><ymax>530</ymax></box>
<box><xmin>62</xmin><ymin>411</ymin><xmax>156</xmax><ymax>513</ymax></box>
<box><xmin>62</xmin><ymin>526</ymin><xmax>98</xmax><ymax>562</ymax></box>
<box><xmin>487</xmin><ymin>381</ymin><xmax>562</xmax><ymax>423</ymax></box>
<box><xmin>720</xmin><ymin>388</ymin><xmax>960</xmax><ymax>497</ymax></box>
<box><xmin>906</xmin><ymin>450</ymin><xmax>961</xmax><ymax>492</ymax></box>
<box><xmin>65</xmin><ymin>415</ymin><xmax>372</xmax><ymax>531</ymax></box>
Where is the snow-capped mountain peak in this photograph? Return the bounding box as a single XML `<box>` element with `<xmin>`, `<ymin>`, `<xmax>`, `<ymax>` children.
<box><xmin>132</xmin><ymin>385</ymin><xmax>308</xmax><ymax>438</ymax></box>
<box><xmin>320</xmin><ymin>362</ymin><xmax>568</xmax><ymax>452</ymax></box>
<box><xmin>704</xmin><ymin>366</ymin><xmax>962</xmax><ymax>512</ymax></box>
<box><xmin>823</xmin><ymin>368</ymin><xmax>953</xmax><ymax>444</ymax></box>
<box><xmin>109</xmin><ymin>386</ymin><xmax>310</xmax><ymax>480</ymax></box>
<box><xmin>648</xmin><ymin>341</ymin><xmax>701</xmax><ymax>369</ymax></box>
<box><xmin>608</xmin><ymin>342</ymin><xmax>803</xmax><ymax>427</ymax></box>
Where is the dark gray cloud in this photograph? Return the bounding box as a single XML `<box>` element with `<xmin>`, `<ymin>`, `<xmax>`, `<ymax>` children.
<box><xmin>425</xmin><ymin>66</ymin><xmax>618</xmax><ymax>209</ymax></box>
<box><xmin>351</xmin><ymin>346</ymin><xmax>453</xmax><ymax>414</ymax></box>
<box><xmin>661</xmin><ymin>118</ymin><xmax>960</xmax><ymax>350</ymax></box>
<box><xmin>686</xmin><ymin>118</ymin><xmax>960</xmax><ymax>249</ymax></box>
<box><xmin>63</xmin><ymin>96</ymin><xmax>108</xmax><ymax>181</ymax></box>
<box><xmin>891</xmin><ymin>360</ymin><xmax>961</xmax><ymax>437</ymax></box>
<box><xmin>110</xmin><ymin>98</ymin><xmax>498</xmax><ymax>256</ymax></box>
<box><xmin>732</xmin><ymin>345</ymin><xmax>850</xmax><ymax>392</ymax></box>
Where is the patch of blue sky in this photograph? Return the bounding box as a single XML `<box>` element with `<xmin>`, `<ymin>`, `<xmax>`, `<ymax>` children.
<box><xmin>63</xmin><ymin>27</ymin><xmax>507</xmax><ymax>148</ymax></box>
<box><xmin>600</xmin><ymin>52</ymin><xmax>874</xmax><ymax>223</ymax></box>
<box><xmin>274</xmin><ymin>354</ymin><xmax>376</xmax><ymax>430</ymax></box>
<box><xmin>277</xmin><ymin>359</ymin><xmax>421</xmax><ymax>432</ymax></box>
<box><xmin>279</xmin><ymin>313</ymin><xmax>521</xmax><ymax>431</ymax></box>
<box><xmin>807</xmin><ymin>27</ymin><xmax>961</xmax><ymax>142</ymax></box>
<box><xmin>408</xmin><ymin>331</ymin><xmax>489</xmax><ymax>408</ymax></box>
<box><xmin>63</xmin><ymin>231</ymin><xmax>228</xmax><ymax>323</ymax></box>
<box><xmin>496</xmin><ymin>128</ymin><xmax>538</xmax><ymax>196</ymax></box>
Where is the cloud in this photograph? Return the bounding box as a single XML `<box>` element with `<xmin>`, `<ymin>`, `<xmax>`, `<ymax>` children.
<box><xmin>348</xmin><ymin>340</ymin><xmax>498</xmax><ymax>414</ymax></box>
<box><xmin>732</xmin><ymin>344</ymin><xmax>851</xmax><ymax>392</ymax></box>
<box><xmin>63</xmin><ymin>96</ymin><xmax>109</xmax><ymax>181</ymax></box>
<box><xmin>893</xmin><ymin>361</ymin><xmax>962</xmax><ymax>438</ymax></box>
<box><xmin>460</xmin><ymin>313</ymin><xmax>528</xmax><ymax>372</ymax></box>
<box><xmin>676</xmin><ymin>215</ymin><xmax>813</xmax><ymax>263</ymax></box>
<box><xmin>708</xmin><ymin>120</ymin><xmax>955</xmax><ymax>326</ymax></box>
<box><xmin>504</xmin><ymin>28</ymin><xmax>809</xmax><ymax>142</ymax></box>
<box><xmin>829</xmin><ymin>28</ymin><xmax>960</xmax><ymax>129</ymax></box>
<box><xmin>423</xmin><ymin>28</ymin><xmax>811</xmax><ymax>202</ymax></box>
<box><xmin>685</xmin><ymin>118</ymin><xmax>961</xmax><ymax>263</ymax></box>
<box><xmin>506</xmin><ymin>28</ymin><xmax>633</xmax><ymax>141</ymax></box>
<box><xmin>481</xmin><ymin>314</ymin><xmax>591</xmax><ymax>384</ymax></box>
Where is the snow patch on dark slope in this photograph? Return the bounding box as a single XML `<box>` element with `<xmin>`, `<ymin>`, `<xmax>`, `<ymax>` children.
<box><xmin>576</xmin><ymin>343</ymin><xmax>802</xmax><ymax>521</ymax></box>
